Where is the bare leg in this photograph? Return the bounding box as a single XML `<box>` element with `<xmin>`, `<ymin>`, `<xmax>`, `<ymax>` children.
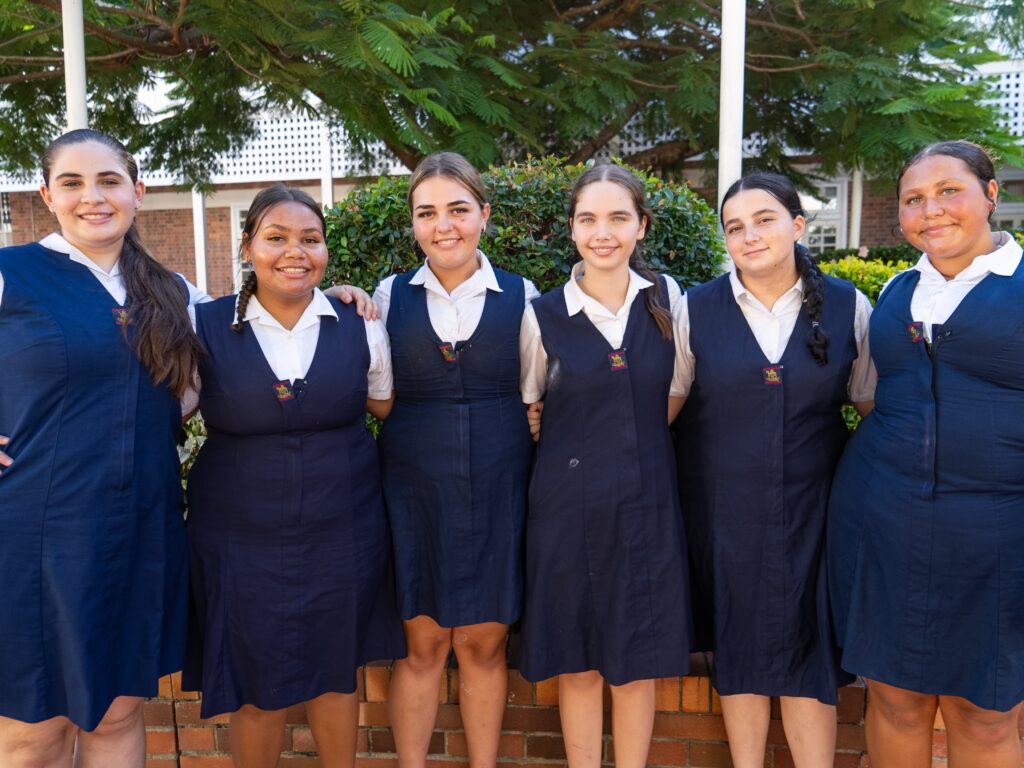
<box><xmin>864</xmin><ymin>679</ymin><xmax>936</xmax><ymax>768</ymax></box>
<box><xmin>719</xmin><ymin>694</ymin><xmax>770</xmax><ymax>768</ymax></box>
<box><xmin>608</xmin><ymin>679</ymin><xmax>654</xmax><ymax>768</ymax></box>
<box><xmin>451</xmin><ymin>622</ymin><xmax>509</xmax><ymax>768</ymax></box>
<box><xmin>389</xmin><ymin>616</ymin><xmax>451</xmax><ymax>768</ymax></box>
<box><xmin>75</xmin><ymin>696</ymin><xmax>145</xmax><ymax>768</ymax></box>
<box><xmin>558</xmin><ymin>671</ymin><xmax>604</xmax><ymax>768</ymax></box>
<box><xmin>940</xmin><ymin>696</ymin><xmax>1023</xmax><ymax>768</ymax></box>
<box><xmin>229</xmin><ymin>704</ymin><xmax>288</xmax><ymax>768</ymax></box>
<box><xmin>0</xmin><ymin>714</ymin><xmax>76</xmax><ymax>768</ymax></box>
<box><xmin>306</xmin><ymin>692</ymin><xmax>359</xmax><ymax>768</ymax></box>
<box><xmin>778</xmin><ymin>696</ymin><xmax>836</xmax><ymax>768</ymax></box>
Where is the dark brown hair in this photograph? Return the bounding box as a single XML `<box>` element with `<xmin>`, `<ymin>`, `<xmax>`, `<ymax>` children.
<box><xmin>896</xmin><ymin>140</ymin><xmax>998</xmax><ymax>222</ymax></box>
<box><xmin>41</xmin><ymin>129</ymin><xmax>203</xmax><ymax>397</ymax></box>
<box><xmin>568</xmin><ymin>164</ymin><xmax>672</xmax><ymax>341</ymax></box>
<box><xmin>407</xmin><ymin>151</ymin><xmax>488</xmax><ymax>212</ymax></box>
<box><xmin>232</xmin><ymin>185</ymin><xmax>326</xmax><ymax>332</ymax></box>
<box><xmin>720</xmin><ymin>171</ymin><xmax>829</xmax><ymax>366</ymax></box>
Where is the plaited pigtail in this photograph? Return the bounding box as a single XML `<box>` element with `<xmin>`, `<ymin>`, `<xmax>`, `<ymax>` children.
<box><xmin>232</xmin><ymin>272</ymin><xmax>258</xmax><ymax>333</ymax></box>
<box><xmin>794</xmin><ymin>243</ymin><xmax>829</xmax><ymax>366</ymax></box>
<box><xmin>629</xmin><ymin>248</ymin><xmax>674</xmax><ymax>341</ymax></box>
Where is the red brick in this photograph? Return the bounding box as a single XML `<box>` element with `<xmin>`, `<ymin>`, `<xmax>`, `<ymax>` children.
<box><xmin>447</xmin><ymin>669</ymin><xmax>458</xmax><ymax>704</ymax></box>
<box><xmin>711</xmin><ymin>688</ymin><xmax>723</xmax><ymax>715</ymax></box>
<box><xmin>145</xmin><ymin>728</ymin><xmax>177</xmax><ymax>756</ymax></box>
<box><xmin>526</xmin><ymin>733</ymin><xmax>566</xmax><ymax>760</ymax></box>
<box><xmin>838</xmin><ymin>684</ymin><xmax>866</xmax><ymax>724</ymax></box>
<box><xmin>834</xmin><ymin>753</ymin><xmax>865</xmax><ymax>768</ymax></box>
<box><xmin>355</xmin><ymin>758</ymin><xmax>398</xmax><ymax>768</ymax></box>
<box><xmin>278</xmin><ymin>758</ymin><xmax>321</xmax><ymax>767</ymax></box>
<box><xmin>933</xmin><ymin>709</ymin><xmax>945</xmax><ymax>730</ymax></box>
<box><xmin>931</xmin><ymin>729</ymin><xmax>947</xmax><ymax>758</ymax></box>
<box><xmin>146</xmin><ymin>759</ymin><xmax>177</xmax><ymax>767</ymax></box>
<box><xmin>178</xmin><ymin>726</ymin><xmax>216</xmax><ymax>752</ymax></box>
<box><xmin>687</xmin><ymin>740</ymin><xmax>733</xmax><ymax>768</ymax></box>
<box><xmin>506</xmin><ymin>671</ymin><xmax>533</xmax><ymax>706</ymax></box>
<box><xmin>144</xmin><ymin>701</ymin><xmax>175</xmax><ymax>726</ymax></box>
<box><xmin>291</xmin><ymin>726</ymin><xmax>316</xmax><ymax>753</ymax></box>
<box><xmin>653</xmin><ymin>712</ymin><xmax>728</xmax><ymax>741</ymax></box>
<box><xmin>359</xmin><ymin>702</ymin><xmax>391</xmax><ymax>727</ymax></box>
<box><xmin>170</xmin><ymin>671</ymin><xmax>200</xmax><ymax>700</ymax></box>
<box><xmin>365</xmin><ymin>666</ymin><xmax>390</xmax><ymax>702</ymax></box>
<box><xmin>157</xmin><ymin>675</ymin><xmax>173</xmax><ymax>699</ymax></box>
<box><xmin>501</xmin><ymin>705</ymin><xmax>563</xmax><ymax>733</ymax></box>
<box><xmin>646</xmin><ymin>737</ymin><xmax>687</xmax><ymax>766</ymax></box>
<box><xmin>356</xmin><ymin>727</ymin><xmax>369</xmax><ymax>754</ymax></box>
<box><xmin>534</xmin><ymin>677</ymin><xmax>559</xmax><ymax>706</ymax></box>
<box><xmin>216</xmin><ymin>726</ymin><xmax>232</xmax><ymax>751</ymax></box>
<box><xmin>655</xmin><ymin>677</ymin><xmax>680</xmax><ymax>712</ymax></box>
<box><xmin>682</xmin><ymin>676</ymin><xmax>710</xmax><ymax>713</ymax></box>
<box><xmin>446</xmin><ymin>731</ymin><xmax>524</xmax><ymax>758</ymax></box>
<box><xmin>836</xmin><ymin>723</ymin><xmax>867</xmax><ymax>752</ymax></box>
<box><xmin>434</xmin><ymin>703</ymin><xmax>464</xmax><ymax>730</ymax></box>
<box><xmin>285</xmin><ymin>703</ymin><xmax>308</xmax><ymax>724</ymax></box>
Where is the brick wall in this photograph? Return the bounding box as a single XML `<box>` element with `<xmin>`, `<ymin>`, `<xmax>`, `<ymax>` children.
<box><xmin>142</xmin><ymin>667</ymin><xmax>1023</xmax><ymax>767</ymax></box>
<box><xmin>857</xmin><ymin>183</ymin><xmax>902</xmax><ymax>248</ymax></box>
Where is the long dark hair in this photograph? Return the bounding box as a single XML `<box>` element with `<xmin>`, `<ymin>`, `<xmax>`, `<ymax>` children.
<box><xmin>897</xmin><ymin>140</ymin><xmax>998</xmax><ymax>222</ymax></box>
<box><xmin>720</xmin><ymin>171</ymin><xmax>829</xmax><ymax>366</ymax></box>
<box><xmin>568</xmin><ymin>164</ymin><xmax>673</xmax><ymax>341</ymax></box>
<box><xmin>232</xmin><ymin>185</ymin><xmax>326</xmax><ymax>332</ymax></box>
<box><xmin>41</xmin><ymin>129</ymin><xmax>203</xmax><ymax>398</ymax></box>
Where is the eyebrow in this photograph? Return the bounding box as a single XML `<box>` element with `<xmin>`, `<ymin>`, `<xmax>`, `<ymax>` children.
<box><xmin>575</xmin><ymin>209</ymin><xmax>635</xmax><ymax>217</ymax></box>
<box><xmin>261</xmin><ymin>223</ymin><xmax>322</xmax><ymax>233</ymax></box>
<box><xmin>414</xmin><ymin>199</ymin><xmax>473</xmax><ymax>210</ymax></box>
<box><xmin>54</xmin><ymin>170</ymin><xmax>124</xmax><ymax>180</ymax></box>
<box><xmin>723</xmin><ymin>208</ymin><xmax>777</xmax><ymax>227</ymax></box>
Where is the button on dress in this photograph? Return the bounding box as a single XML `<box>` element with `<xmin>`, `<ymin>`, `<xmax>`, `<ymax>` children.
<box><xmin>0</xmin><ymin>243</ymin><xmax>188</xmax><ymax>729</ymax></box>
<box><xmin>518</xmin><ymin>279</ymin><xmax>693</xmax><ymax>684</ymax></box>
<box><xmin>183</xmin><ymin>296</ymin><xmax>404</xmax><ymax>717</ymax></box>
<box><xmin>678</xmin><ymin>273</ymin><xmax>857</xmax><ymax>704</ymax></box>
<box><xmin>829</xmin><ymin>258</ymin><xmax>1024</xmax><ymax>711</ymax></box>
<box><xmin>379</xmin><ymin>268</ymin><xmax>533</xmax><ymax>627</ymax></box>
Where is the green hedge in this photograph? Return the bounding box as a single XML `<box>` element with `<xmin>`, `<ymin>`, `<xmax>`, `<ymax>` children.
<box><xmin>321</xmin><ymin>156</ymin><xmax>725</xmax><ymax>293</ymax></box>
<box><xmin>819</xmin><ymin>256</ymin><xmax>915</xmax><ymax>304</ymax></box>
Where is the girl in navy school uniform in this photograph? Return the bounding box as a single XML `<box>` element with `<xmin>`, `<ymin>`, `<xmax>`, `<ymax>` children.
<box><xmin>182</xmin><ymin>185</ymin><xmax>404</xmax><ymax>768</ymax></box>
<box><xmin>829</xmin><ymin>141</ymin><xmax>1024</xmax><ymax>767</ymax></box>
<box><xmin>0</xmin><ymin>129</ymin><xmax>204</xmax><ymax>765</ymax></box>
<box><xmin>518</xmin><ymin>163</ymin><xmax>693</xmax><ymax>768</ymax></box>
<box><xmin>373</xmin><ymin>152</ymin><xmax>537</xmax><ymax>768</ymax></box>
<box><xmin>675</xmin><ymin>172</ymin><xmax>875</xmax><ymax>768</ymax></box>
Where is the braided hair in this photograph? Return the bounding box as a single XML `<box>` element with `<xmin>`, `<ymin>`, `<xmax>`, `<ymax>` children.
<box><xmin>567</xmin><ymin>164</ymin><xmax>673</xmax><ymax>341</ymax></box>
<box><xmin>231</xmin><ymin>185</ymin><xmax>326</xmax><ymax>333</ymax></box>
<box><xmin>720</xmin><ymin>171</ymin><xmax>829</xmax><ymax>366</ymax></box>
<box><xmin>41</xmin><ymin>130</ymin><xmax>204</xmax><ymax>398</ymax></box>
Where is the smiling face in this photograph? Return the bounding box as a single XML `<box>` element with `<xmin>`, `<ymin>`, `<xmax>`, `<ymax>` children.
<box><xmin>244</xmin><ymin>200</ymin><xmax>328</xmax><ymax>308</ymax></box>
<box><xmin>898</xmin><ymin>154</ymin><xmax>998</xmax><ymax>277</ymax></box>
<box><xmin>410</xmin><ymin>175</ymin><xmax>489</xmax><ymax>284</ymax></box>
<box><xmin>39</xmin><ymin>140</ymin><xmax>144</xmax><ymax>265</ymax></box>
<box><xmin>570</xmin><ymin>180</ymin><xmax>647</xmax><ymax>275</ymax></box>
<box><xmin>721</xmin><ymin>188</ymin><xmax>804</xmax><ymax>285</ymax></box>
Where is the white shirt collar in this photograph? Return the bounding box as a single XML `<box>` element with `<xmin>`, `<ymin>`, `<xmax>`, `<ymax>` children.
<box><xmin>914</xmin><ymin>232</ymin><xmax>1023</xmax><ymax>283</ymax></box>
<box><xmin>728</xmin><ymin>269</ymin><xmax>804</xmax><ymax>306</ymax></box>
<box><xmin>235</xmin><ymin>287</ymin><xmax>337</xmax><ymax>332</ymax></box>
<box><xmin>410</xmin><ymin>250</ymin><xmax>502</xmax><ymax>296</ymax></box>
<box><xmin>564</xmin><ymin>261</ymin><xmax>653</xmax><ymax>317</ymax></box>
<box><xmin>39</xmin><ymin>232</ymin><xmax>121</xmax><ymax>277</ymax></box>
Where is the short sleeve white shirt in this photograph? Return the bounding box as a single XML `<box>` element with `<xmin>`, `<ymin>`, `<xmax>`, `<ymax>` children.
<box><xmin>519</xmin><ymin>262</ymin><xmax>688</xmax><ymax>403</ymax></box>
<box><xmin>373</xmin><ymin>250</ymin><xmax>539</xmax><ymax>344</ymax></box>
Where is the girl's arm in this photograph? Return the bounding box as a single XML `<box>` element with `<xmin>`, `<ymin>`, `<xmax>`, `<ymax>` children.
<box><xmin>365</xmin><ymin>314</ymin><xmax>394</xmax><ymax>420</ymax></box>
<box><xmin>520</xmin><ymin>305</ymin><xmax>547</xmax><ymax>442</ymax></box>
<box><xmin>367</xmin><ymin>394</ymin><xmax>395</xmax><ymax>420</ymax></box>
<box><xmin>323</xmin><ymin>284</ymin><xmax>381</xmax><ymax>320</ymax></box>
<box><xmin>668</xmin><ymin>396</ymin><xmax>687</xmax><ymax>425</ymax></box>
<box><xmin>0</xmin><ymin>435</ymin><xmax>10</xmax><ymax>475</ymax></box>
<box><xmin>847</xmin><ymin>290</ymin><xmax>877</xmax><ymax>420</ymax></box>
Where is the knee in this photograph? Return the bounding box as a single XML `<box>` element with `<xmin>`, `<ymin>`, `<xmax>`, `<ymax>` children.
<box><xmin>560</xmin><ymin>670</ymin><xmax>604</xmax><ymax>691</ymax></box>
<box><xmin>403</xmin><ymin>637</ymin><xmax>451</xmax><ymax>674</ymax></box>
<box><xmin>452</xmin><ymin>631</ymin><xmax>506</xmax><ymax>671</ymax></box>
<box><xmin>868</xmin><ymin>683</ymin><xmax>936</xmax><ymax>731</ymax></box>
<box><xmin>940</xmin><ymin>698</ymin><xmax>1020</xmax><ymax>749</ymax></box>
<box><xmin>87</xmin><ymin>697</ymin><xmax>143</xmax><ymax>738</ymax></box>
<box><xmin>1</xmin><ymin>718</ymin><xmax>76</xmax><ymax>767</ymax></box>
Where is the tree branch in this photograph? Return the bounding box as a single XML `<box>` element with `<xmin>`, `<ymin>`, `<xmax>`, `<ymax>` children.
<box><xmin>624</xmin><ymin>139</ymin><xmax>700</xmax><ymax>170</ymax></box>
<box><xmin>558</xmin><ymin>0</ymin><xmax>619</xmax><ymax>21</ymax></box>
<box><xmin>624</xmin><ymin>77</ymin><xmax>677</xmax><ymax>91</ymax></box>
<box><xmin>0</xmin><ymin>68</ymin><xmax>65</xmax><ymax>84</ymax></box>
<box><xmin>0</xmin><ymin>22</ymin><xmax>62</xmax><ymax>51</ymax></box>
<box><xmin>692</xmin><ymin>0</ymin><xmax>818</xmax><ymax>51</ymax></box>
<box><xmin>745</xmin><ymin>61</ymin><xmax>822</xmax><ymax>73</ymax></box>
<box><xmin>24</xmin><ymin>0</ymin><xmax>181</xmax><ymax>55</ymax></box>
<box><xmin>94</xmin><ymin>3</ymin><xmax>167</xmax><ymax>26</ymax></box>
<box><xmin>585</xmin><ymin>0</ymin><xmax>646</xmax><ymax>32</ymax></box>
<box><xmin>567</xmin><ymin>99</ymin><xmax>643</xmax><ymax>164</ymax></box>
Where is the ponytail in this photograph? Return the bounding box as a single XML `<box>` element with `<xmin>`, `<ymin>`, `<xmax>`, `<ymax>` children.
<box><xmin>232</xmin><ymin>271</ymin><xmax>258</xmax><ymax>333</ymax></box>
<box><xmin>629</xmin><ymin>247</ymin><xmax>673</xmax><ymax>341</ymax></box>
<box><xmin>794</xmin><ymin>243</ymin><xmax>829</xmax><ymax>366</ymax></box>
<box><xmin>120</xmin><ymin>225</ymin><xmax>205</xmax><ymax>398</ymax></box>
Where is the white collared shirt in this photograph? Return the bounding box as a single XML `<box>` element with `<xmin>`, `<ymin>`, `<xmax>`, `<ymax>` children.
<box><xmin>235</xmin><ymin>288</ymin><xmax>392</xmax><ymax>398</ymax></box>
<box><xmin>905</xmin><ymin>233</ymin><xmax>1023</xmax><ymax>342</ymax></box>
<box><xmin>672</xmin><ymin>273</ymin><xmax>877</xmax><ymax>403</ymax></box>
<box><xmin>519</xmin><ymin>262</ymin><xmax>687</xmax><ymax>402</ymax></box>
<box><xmin>373</xmin><ymin>250</ymin><xmax>540</xmax><ymax>345</ymax></box>
<box><xmin>0</xmin><ymin>232</ymin><xmax>211</xmax><ymax>310</ymax></box>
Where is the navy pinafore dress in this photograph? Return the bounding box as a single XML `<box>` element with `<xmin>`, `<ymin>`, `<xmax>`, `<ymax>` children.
<box><xmin>677</xmin><ymin>273</ymin><xmax>857</xmax><ymax>703</ymax></box>
<box><xmin>183</xmin><ymin>296</ymin><xmax>405</xmax><ymax>717</ymax></box>
<box><xmin>379</xmin><ymin>269</ymin><xmax>533</xmax><ymax>627</ymax></box>
<box><xmin>518</xmin><ymin>278</ymin><xmax>693</xmax><ymax>684</ymax></box>
<box><xmin>829</xmin><ymin>256</ymin><xmax>1024</xmax><ymax>711</ymax></box>
<box><xmin>0</xmin><ymin>242</ymin><xmax>188</xmax><ymax>729</ymax></box>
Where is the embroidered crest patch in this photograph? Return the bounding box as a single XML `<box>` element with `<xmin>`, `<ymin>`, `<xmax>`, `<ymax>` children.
<box><xmin>608</xmin><ymin>349</ymin><xmax>628</xmax><ymax>372</ymax></box>
<box><xmin>273</xmin><ymin>381</ymin><xmax>295</xmax><ymax>402</ymax></box>
<box><xmin>907</xmin><ymin>322</ymin><xmax>925</xmax><ymax>343</ymax></box>
<box><xmin>762</xmin><ymin>365</ymin><xmax>783</xmax><ymax>385</ymax></box>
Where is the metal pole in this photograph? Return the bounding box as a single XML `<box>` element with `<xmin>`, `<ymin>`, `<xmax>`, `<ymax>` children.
<box><xmin>320</xmin><ymin>119</ymin><xmax>334</xmax><ymax>210</ymax></box>
<box><xmin>61</xmin><ymin>0</ymin><xmax>88</xmax><ymax>130</ymax></box>
<box><xmin>192</xmin><ymin>189</ymin><xmax>208</xmax><ymax>293</ymax></box>
<box><xmin>849</xmin><ymin>168</ymin><xmax>864</xmax><ymax>249</ymax></box>
<box><xmin>717</xmin><ymin>0</ymin><xmax>747</xmax><ymax>211</ymax></box>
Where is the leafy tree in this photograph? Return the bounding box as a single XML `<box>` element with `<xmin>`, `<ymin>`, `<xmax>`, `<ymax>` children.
<box><xmin>1</xmin><ymin>0</ymin><xmax>1022</xmax><ymax>186</ymax></box>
